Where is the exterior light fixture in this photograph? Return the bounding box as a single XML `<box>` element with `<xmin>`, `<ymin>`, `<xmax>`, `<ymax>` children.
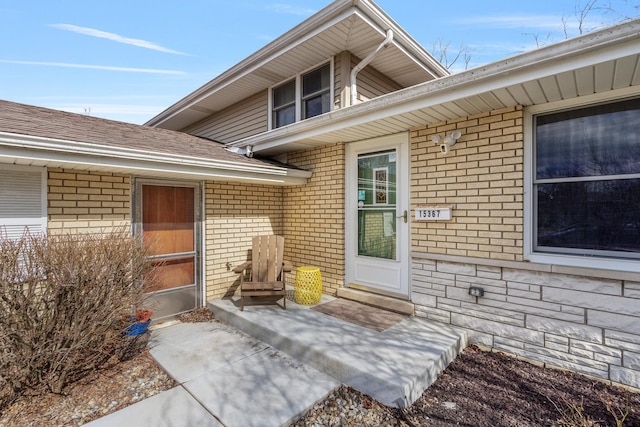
<box><xmin>431</xmin><ymin>130</ymin><xmax>462</xmax><ymax>155</ymax></box>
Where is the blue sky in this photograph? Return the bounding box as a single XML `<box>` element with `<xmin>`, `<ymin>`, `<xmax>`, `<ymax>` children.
<box><xmin>1</xmin><ymin>0</ymin><xmax>638</xmax><ymax>124</ymax></box>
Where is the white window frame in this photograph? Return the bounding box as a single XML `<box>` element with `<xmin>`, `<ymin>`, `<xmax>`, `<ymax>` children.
<box><xmin>268</xmin><ymin>59</ymin><xmax>334</xmax><ymax>130</ymax></box>
<box><xmin>524</xmin><ymin>87</ymin><xmax>640</xmax><ymax>272</ymax></box>
<box><xmin>0</xmin><ymin>164</ymin><xmax>47</xmax><ymax>238</ymax></box>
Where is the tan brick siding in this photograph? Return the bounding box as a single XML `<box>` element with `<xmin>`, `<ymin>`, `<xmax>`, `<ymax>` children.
<box><xmin>410</xmin><ymin>107</ymin><xmax>524</xmax><ymax>261</ymax></box>
<box><xmin>284</xmin><ymin>143</ymin><xmax>345</xmax><ymax>295</ymax></box>
<box><xmin>47</xmin><ymin>168</ymin><xmax>130</xmax><ymax>233</ymax></box>
<box><xmin>204</xmin><ymin>182</ymin><xmax>283</xmax><ymax>300</ymax></box>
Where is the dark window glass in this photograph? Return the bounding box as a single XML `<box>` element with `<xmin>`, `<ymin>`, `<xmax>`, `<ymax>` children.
<box><xmin>302</xmin><ymin>64</ymin><xmax>330</xmax><ymax>119</ymax></box>
<box><xmin>272</xmin><ymin>80</ymin><xmax>295</xmax><ymax>128</ymax></box>
<box><xmin>273</xmin><ymin>80</ymin><xmax>295</xmax><ymax>108</ymax></box>
<box><xmin>536</xmin><ymin>180</ymin><xmax>640</xmax><ymax>254</ymax></box>
<box><xmin>274</xmin><ymin>105</ymin><xmax>295</xmax><ymax>128</ymax></box>
<box><xmin>534</xmin><ymin>98</ymin><xmax>640</xmax><ymax>258</ymax></box>
<box><xmin>302</xmin><ymin>64</ymin><xmax>330</xmax><ymax>97</ymax></box>
<box><xmin>536</xmin><ymin>98</ymin><xmax>640</xmax><ymax>179</ymax></box>
<box><xmin>303</xmin><ymin>91</ymin><xmax>331</xmax><ymax>119</ymax></box>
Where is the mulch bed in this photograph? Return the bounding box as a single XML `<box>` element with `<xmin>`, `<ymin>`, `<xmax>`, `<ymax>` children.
<box><xmin>393</xmin><ymin>345</ymin><xmax>640</xmax><ymax>427</ymax></box>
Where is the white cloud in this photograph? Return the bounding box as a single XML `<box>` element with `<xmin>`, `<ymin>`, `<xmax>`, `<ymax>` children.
<box><xmin>452</xmin><ymin>14</ymin><xmax>567</xmax><ymax>30</ymax></box>
<box><xmin>265</xmin><ymin>4</ymin><xmax>316</xmax><ymax>16</ymax></box>
<box><xmin>51</xmin><ymin>24</ymin><xmax>187</xmax><ymax>55</ymax></box>
<box><xmin>0</xmin><ymin>60</ymin><xmax>186</xmax><ymax>75</ymax></box>
<box><xmin>452</xmin><ymin>13</ymin><xmax>618</xmax><ymax>34</ymax></box>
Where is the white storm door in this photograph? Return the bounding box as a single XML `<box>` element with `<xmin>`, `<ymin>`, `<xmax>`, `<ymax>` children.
<box><xmin>345</xmin><ymin>133</ymin><xmax>409</xmax><ymax>298</ymax></box>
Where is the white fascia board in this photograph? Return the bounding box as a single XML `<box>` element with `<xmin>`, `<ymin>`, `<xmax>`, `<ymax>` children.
<box><xmin>231</xmin><ymin>19</ymin><xmax>640</xmax><ymax>152</ymax></box>
<box><xmin>0</xmin><ymin>132</ymin><xmax>311</xmax><ymax>184</ymax></box>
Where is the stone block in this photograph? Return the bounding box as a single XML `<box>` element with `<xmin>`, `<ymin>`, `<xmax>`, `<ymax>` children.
<box><xmin>446</xmin><ymin>286</ymin><xmax>477</xmax><ymax>302</ymax></box>
<box><xmin>624</xmin><ymin>351</ymin><xmax>640</xmax><ymax>370</ymax></box>
<box><xmin>544</xmin><ymin>341</ymin><xmax>569</xmax><ymax>353</ymax></box>
<box><xmin>523</xmin><ymin>344</ymin><xmax>609</xmax><ymax>379</ymax></box>
<box><xmin>494</xmin><ymin>336</ymin><xmax>525</xmax><ymax>350</ymax></box>
<box><xmin>561</xmin><ymin>305</ymin><xmax>585</xmax><ymax>316</ymax></box>
<box><xmin>481</xmin><ymin>298</ymin><xmax>582</xmax><ymax>323</ymax></box>
<box><xmin>476</xmin><ymin>266</ymin><xmax>501</xmax><ymax>280</ymax></box>
<box><xmin>503</xmin><ymin>269</ymin><xmax>621</xmax><ymax>295</ymax></box>
<box><xmin>569</xmin><ymin>347</ymin><xmax>593</xmax><ymax>360</ymax></box>
<box><xmin>594</xmin><ymin>353</ymin><xmax>621</xmax><ymax>366</ymax></box>
<box><xmin>589</xmin><ymin>310</ymin><xmax>640</xmax><ymax>336</ymax></box>
<box><xmin>610</xmin><ymin>366</ymin><xmax>640</xmax><ymax>389</ymax></box>
<box><xmin>625</xmin><ymin>282</ymin><xmax>640</xmax><ymax>299</ymax></box>
<box><xmin>451</xmin><ymin>313</ymin><xmax>543</xmax><ymax>345</ymax></box>
<box><xmin>411</xmin><ymin>292</ymin><xmax>437</xmax><ymax>307</ymax></box>
<box><xmin>441</xmin><ymin>302</ymin><xmax>523</xmax><ymax>327</ymax></box>
<box><xmin>507</xmin><ymin>288</ymin><xmax>541</xmax><ymax>299</ymax></box>
<box><xmin>544</xmin><ymin>288</ymin><xmax>637</xmax><ymax>316</ymax></box>
<box><xmin>437</xmin><ymin>261</ymin><xmax>476</xmax><ymax>276</ymax></box>
<box><xmin>571</xmin><ymin>340</ymin><xmax>621</xmax><ymax>357</ymax></box>
<box><xmin>605</xmin><ymin>330</ymin><xmax>640</xmax><ymax>352</ymax></box>
<box><xmin>545</xmin><ymin>334</ymin><xmax>569</xmax><ymax>345</ymax></box>
<box><xmin>466</xmin><ymin>330</ymin><xmax>494</xmax><ymax>347</ymax></box>
<box><xmin>526</xmin><ymin>315</ymin><xmax>602</xmax><ymax>343</ymax></box>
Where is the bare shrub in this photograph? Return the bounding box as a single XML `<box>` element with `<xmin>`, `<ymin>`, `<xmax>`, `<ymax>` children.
<box><xmin>0</xmin><ymin>228</ymin><xmax>158</xmax><ymax>407</ymax></box>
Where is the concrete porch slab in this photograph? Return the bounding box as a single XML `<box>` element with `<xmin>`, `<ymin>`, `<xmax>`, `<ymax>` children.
<box><xmin>209</xmin><ymin>296</ymin><xmax>467</xmax><ymax>407</ymax></box>
<box><xmin>148</xmin><ymin>321</ymin><xmax>339</xmax><ymax>427</ymax></box>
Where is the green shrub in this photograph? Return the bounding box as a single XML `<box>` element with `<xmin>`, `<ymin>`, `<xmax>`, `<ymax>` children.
<box><xmin>0</xmin><ymin>228</ymin><xmax>158</xmax><ymax>406</ymax></box>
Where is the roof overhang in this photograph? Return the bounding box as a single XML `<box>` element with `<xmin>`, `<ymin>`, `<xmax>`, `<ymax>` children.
<box><xmin>227</xmin><ymin>18</ymin><xmax>640</xmax><ymax>156</ymax></box>
<box><xmin>146</xmin><ymin>0</ymin><xmax>448</xmax><ymax>131</ymax></box>
<box><xmin>0</xmin><ymin>132</ymin><xmax>311</xmax><ymax>185</ymax></box>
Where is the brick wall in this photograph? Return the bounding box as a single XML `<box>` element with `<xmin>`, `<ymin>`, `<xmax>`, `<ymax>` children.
<box><xmin>204</xmin><ymin>182</ymin><xmax>283</xmax><ymax>300</ymax></box>
<box><xmin>410</xmin><ymin>107</ymin><xmax>524</xmax><ymax>261</ymax></box>
<box><xmin>409</xmin><ymin>107</ymin><xmax>640</xmax><ymax>389</ymax></box>
<box><xmin>47</xmin><ymin>168</ymin><xmax>130</xmax><ymax>233</ymax></box>
<box><xmin>284</xmin><ymin>143</ymin><xmax>345</xmax><ymax>295</ymax></box>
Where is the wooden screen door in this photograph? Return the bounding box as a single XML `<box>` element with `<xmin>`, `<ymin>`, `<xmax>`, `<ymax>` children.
<box><xmin>135</xmin><ymin>181</ymin><xmax>201</xmax><ymax>320</ymax></box>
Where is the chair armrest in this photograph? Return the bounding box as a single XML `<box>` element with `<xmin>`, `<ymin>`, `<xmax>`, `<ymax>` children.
<box><xmin>282</xmin><ymin>260</ymin><xmax>293</xmax><ymax>273</ymax></box>
<box><xmin>233</xmin><ymin>261</ymin><xmax>252</xmax><ymax>274</ymax></box>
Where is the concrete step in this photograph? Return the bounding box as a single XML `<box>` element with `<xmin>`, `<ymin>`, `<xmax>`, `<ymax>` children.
<box><xmin>337</xmin><ymin>287</ymin><xmax>415</xmax><ymax>315</ymax></box>
<box><xmin>209</xmin><ymin>296</ymin><xmax>467</xmax><ymax>408</ymax></box>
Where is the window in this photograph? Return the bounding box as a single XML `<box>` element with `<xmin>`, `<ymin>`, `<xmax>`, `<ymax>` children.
<box><xmin>0</xmin><ymin>165</ymin><xmax>47</xmax><ymax>240</ymax></box>
<box><xmin>532</xmin><ymin>98</ymin><xmax>640</xmax><ymax>260</ymax></box>
<box><xmin>271</xmin><ymin>62</ymin><xmax>331</xmax><ymax>129</ymax></box>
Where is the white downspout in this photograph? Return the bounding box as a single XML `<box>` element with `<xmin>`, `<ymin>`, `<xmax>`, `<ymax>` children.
<box><xmin>350</xmin><ymin>29</ymin><xmax>394</xmax><ymax>106</ymax></box>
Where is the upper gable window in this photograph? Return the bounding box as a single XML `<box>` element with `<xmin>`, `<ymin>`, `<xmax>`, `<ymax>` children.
<box><xmin>271</xmin><ymin>62</ymin><xmax>332</xmax><ymax>129</ymax></box>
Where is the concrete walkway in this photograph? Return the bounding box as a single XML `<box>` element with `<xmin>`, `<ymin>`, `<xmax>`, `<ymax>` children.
<box><xmin>86</xmin><ymin>295</ymin><xmax>466</xmax><ymax>427</ymax></box>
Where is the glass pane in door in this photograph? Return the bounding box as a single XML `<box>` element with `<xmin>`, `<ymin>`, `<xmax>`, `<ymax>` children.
<box><xmin>142</xmin><ymin>185</ymin><xmax>195</xmax><ymax>292</ymax></box>
<box><xmin>357</xmin><ymin>150</ymin><xmax>397</xmax><ymax>260</ymax></box>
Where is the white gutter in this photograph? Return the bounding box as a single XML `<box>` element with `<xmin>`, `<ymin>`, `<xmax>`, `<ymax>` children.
<box><xmin>0</xmin><ymin>132</ymin><xmax>312</xmax><ymax>185</ymax></box>
<box><xmin>350</xmin><ymin>29</ymin><xmax>394</xmax><ymax>106</ymax></box>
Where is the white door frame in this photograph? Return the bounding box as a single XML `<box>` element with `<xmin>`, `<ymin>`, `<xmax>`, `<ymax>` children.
<box><xmin>345</xmin><ymin>133</ymin><xmax>410</xmax><ymax>298</ymax></box>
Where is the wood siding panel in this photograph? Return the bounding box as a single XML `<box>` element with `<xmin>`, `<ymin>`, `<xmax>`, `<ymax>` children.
<box><xmin>186</xmin><ymin>91</ymin><xmax>268</xmax><ymax>143</ymax></box>
<box><xmin>351</xmin><ymin>54</ymin><xmax>403</xmax><ymax>102</ymax></box>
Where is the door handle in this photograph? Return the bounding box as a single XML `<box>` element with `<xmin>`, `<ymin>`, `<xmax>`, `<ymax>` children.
<box><xmin>397</xmin><ymin>210</ymin><xmax>407</xmax><ymax>223</ymax></box>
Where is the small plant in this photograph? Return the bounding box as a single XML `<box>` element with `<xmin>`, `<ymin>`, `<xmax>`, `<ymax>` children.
<box><xmin>550</xmin><ymin>391</ymin><xmax>631</xmax><ymax>427</ymax></box>
<box><xmin>606</xmin><ymin>394</ymin><xmax>630</xmax><ymax>427</ymax></box>
<box><xmin>0</xmin><ymin>227</ymin><xmax>159</xmax><ymax>408</ymax></box>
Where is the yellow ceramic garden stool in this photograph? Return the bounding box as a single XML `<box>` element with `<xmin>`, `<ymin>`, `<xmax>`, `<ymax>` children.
<box><xmin>294</xmin><ymin>266</ymin><xmax>322</xmax><ymax>305</ymax></box>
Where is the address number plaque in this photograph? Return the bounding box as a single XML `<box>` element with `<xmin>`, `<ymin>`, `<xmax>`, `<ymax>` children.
<box><xmin>415</xmin><ymin>206</ymin><xmax>452</xmax><ymax>221</ymax></box>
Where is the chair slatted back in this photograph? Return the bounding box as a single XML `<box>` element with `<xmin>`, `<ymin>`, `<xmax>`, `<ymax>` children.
<box><xmin>251</xmin><ymin>235</ymin><xmax>284</xmax><ymax>282</ymax></box>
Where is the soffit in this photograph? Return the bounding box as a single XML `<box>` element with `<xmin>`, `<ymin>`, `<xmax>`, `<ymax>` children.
<box><xmin>232</xmin><ymin>21</ymin><xmax>640</xmax><ymax>156</ymax></box>
<box><xmin>149</xmin><ymin>6</ymin><xmax>444</xmax><ymax>131</ymax></box>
